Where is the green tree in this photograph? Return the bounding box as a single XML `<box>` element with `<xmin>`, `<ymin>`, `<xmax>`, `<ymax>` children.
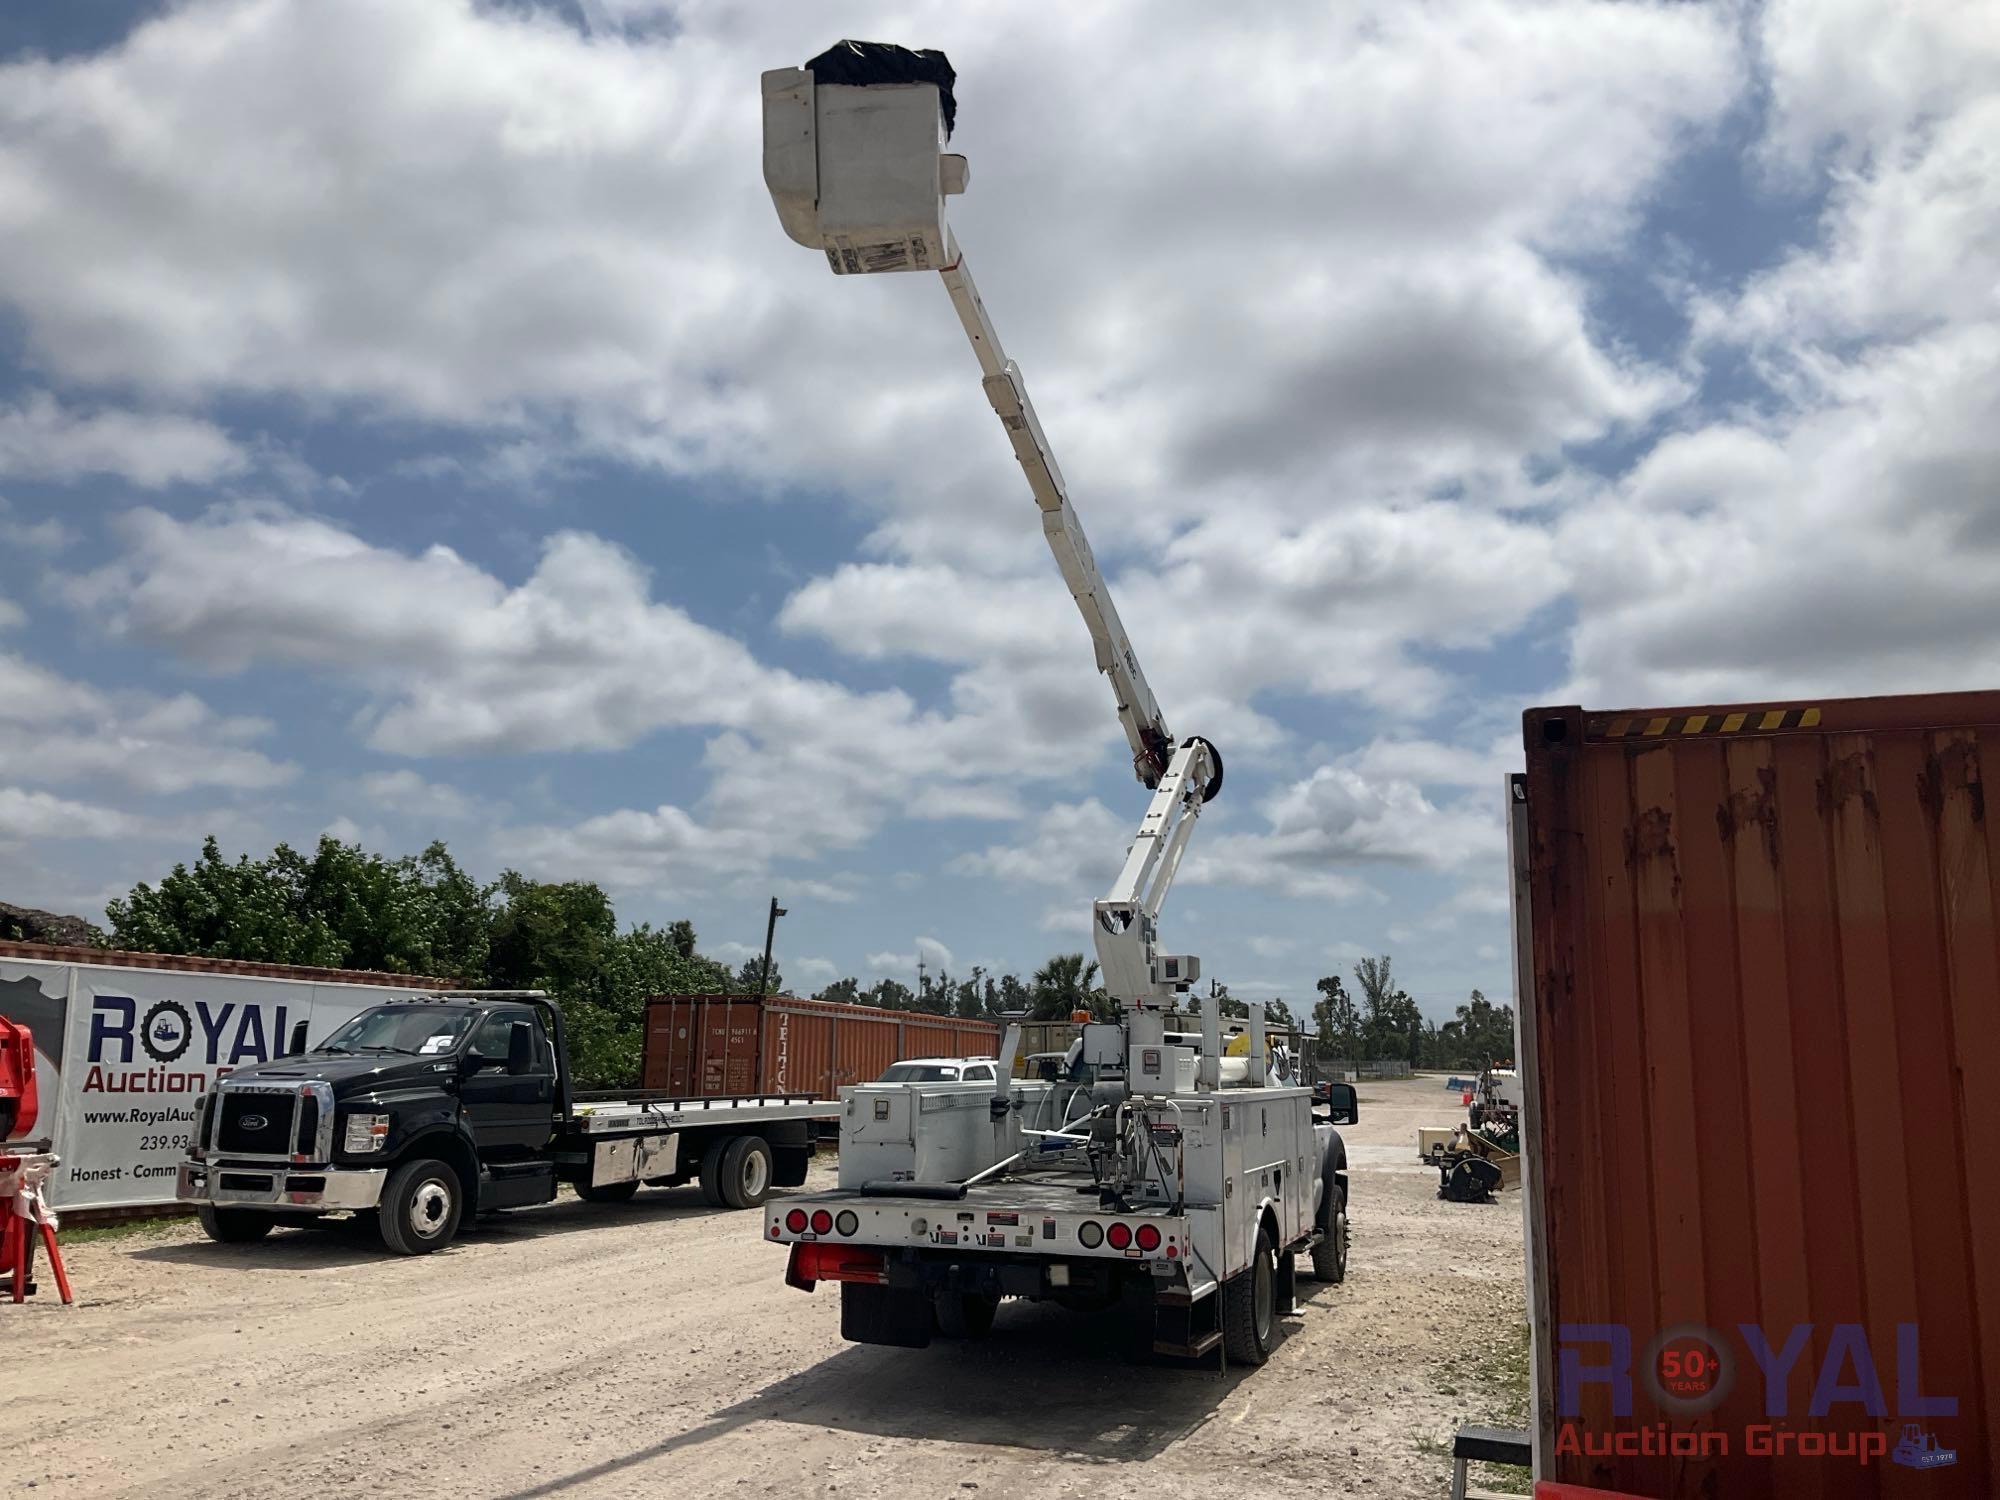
<box><xmin>105</xmin><ymin>834</ymin><xmax>490</xmax><ymax>976</ymax></box>
<box><xmin>1313</xmin><ymin>973</ymin><xmax>1361</xmax><ymax>1057</ymax></box>
<box><xmin>1438</xmin><ymin>988</ymin><xmax>1515</xmax><ymax>1069</ymax></box>
<box><xmin>1030</xmin><ymin>953</ymin><xmax>1107</xmax><ymax>1020</ymax></box>
<box><xmin>815</xmin><ymin>976</ymin><xmax>862</xmax><ymax>1003</ymax></box>
<box><xmin>995</xmin><ymin>973</ymin><xmax>1031</xmax><ymax>1016</ymax></box>
<box><xmin>866</xmin><ymin>977</ymin><xmax>915</xmax><ymax>1010</ymax></box>
<box><xmin>1353</xmin><ymin>954</ymin><xmax>1426</xmax><ymax>1064</ymax></box>
<box><xmin>735</xmin><ymin>956</ymin><xmax>784</xmax><ymax>996</ymax></box>
<box><xmin>568</xmin><ymin>923</ymin><xmax>733</xmax><ymax>1089</ymax></box>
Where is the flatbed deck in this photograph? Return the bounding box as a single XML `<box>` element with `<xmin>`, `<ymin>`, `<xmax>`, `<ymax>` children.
<box><xmin>569</xmin><ymin>1095</ymin><xmax>839</xmax><ymax>1134</ymax></box>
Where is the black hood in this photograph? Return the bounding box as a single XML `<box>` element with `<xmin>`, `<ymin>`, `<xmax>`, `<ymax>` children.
<box><xmin>225</xmin><ymin>1050</ymin><xmax>453</xmax><ymax>1097</ymax></box>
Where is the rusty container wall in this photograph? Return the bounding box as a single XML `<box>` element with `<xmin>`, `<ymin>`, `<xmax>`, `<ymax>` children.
<box><xmin>642</xmin><ymin>996</ymin><xmax>1001</xmax><ymax>1098</ymax></box>
<box><xmin>900</xmin><ymin>1014</ymin><xmax>1002</xmax><ymax>1061</ymax></box>
<box><xmin>1519</xmin><ymin>692</ymin><xmax>2000</xmax><ymax>1498</ymax></box>
<box><xmin>642</xmin><ymin>997</ymin><xmax>763</xmax><ymax>1095</ymax></box>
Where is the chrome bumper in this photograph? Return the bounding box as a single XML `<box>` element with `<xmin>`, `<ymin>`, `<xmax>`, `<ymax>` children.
<box><xmin>177</xmin><ymin>1159</ymin><xmax>388</xmax><ymax>1212</ymax></box>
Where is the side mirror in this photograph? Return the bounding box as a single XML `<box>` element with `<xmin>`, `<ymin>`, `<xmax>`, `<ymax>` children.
<box><xmin>1322</xmin><ymin>1081</ymin><xmax>1359</xmax><ymax>1126</ymax></box>
<box><xmin>506</xmin><ymin>1021</ymin><xmax>534</xmax><ymax>1076</ymax></box>
<box><xmin>286</xmin><ymin>1019</ymin><xmax>309</xmax><ymax>1057</ymax></box>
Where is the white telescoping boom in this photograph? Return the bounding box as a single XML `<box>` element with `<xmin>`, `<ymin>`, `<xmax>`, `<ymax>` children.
<box><xmin>761</xmin><ymin>42</ymin><xmax>1221</xmax><ymax>1018</ymax></box>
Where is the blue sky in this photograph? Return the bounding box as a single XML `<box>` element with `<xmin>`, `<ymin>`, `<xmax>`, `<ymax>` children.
<box><xmin>1</xmin><ymin>1</ymin><xmax>1993</xmax><ymax>1018</ymax></box>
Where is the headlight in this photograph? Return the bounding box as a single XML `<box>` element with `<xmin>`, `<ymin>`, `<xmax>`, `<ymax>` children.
<box><xmin>343</xmin><ymin>1113</ymin><xmax>390</xmax><ymax>1153</ymax></box>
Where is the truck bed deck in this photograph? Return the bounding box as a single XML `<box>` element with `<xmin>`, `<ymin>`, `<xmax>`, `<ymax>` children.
<box><xmin>568</xmin><ymin>1094</ymin><xmax>839</xmax><ymax>1134</ymax></box>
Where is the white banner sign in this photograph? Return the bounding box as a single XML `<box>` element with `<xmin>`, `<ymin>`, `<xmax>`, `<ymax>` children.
<box><xmin>0</xmin><ymin>957</ymin><xmax>426</xmax><ymax>1211</ymax></box>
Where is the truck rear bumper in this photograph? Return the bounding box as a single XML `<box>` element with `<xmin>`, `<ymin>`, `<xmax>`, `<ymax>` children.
<box><xmin>178</xmin><ymin>1159</ymin><xmax>388</xmax><ymax>1213</ymax></box>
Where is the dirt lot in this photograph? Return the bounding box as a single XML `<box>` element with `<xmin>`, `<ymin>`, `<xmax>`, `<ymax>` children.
<box><xmin>9</xmin><ymin>1075</ymin><xmax>1526</xmax><ymax>1499</ymax></box>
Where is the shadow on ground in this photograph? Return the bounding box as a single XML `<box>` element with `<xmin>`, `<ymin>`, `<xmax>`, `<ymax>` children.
<box><xmin>127</xmin><ymin>1184</ymin><xmax>754</xmax><ymax>1270</ymax></box>
<box><xmin>492</xmin><ymin>1282</ymin><xmax>1354</xmax><ymax>1497</ymax></box>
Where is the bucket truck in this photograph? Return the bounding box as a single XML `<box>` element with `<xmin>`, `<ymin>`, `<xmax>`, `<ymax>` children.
<box><xmin>757</xmin><ymin>42</ymin><xmax>1358</xmax><ymax>1364</ymax></box>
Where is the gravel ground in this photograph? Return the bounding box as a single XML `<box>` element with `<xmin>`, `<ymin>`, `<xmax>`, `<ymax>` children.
<box><xmin>8</xmin><ymin>1075</ymin><xmax>1526</xmax><ymax>1498</ymax></box>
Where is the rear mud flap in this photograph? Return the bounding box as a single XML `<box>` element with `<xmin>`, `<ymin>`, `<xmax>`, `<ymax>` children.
<box><xmin>841</xmin><ymin>1282</ymin><xmax>933</xmax><ymax>1348</ymax></box>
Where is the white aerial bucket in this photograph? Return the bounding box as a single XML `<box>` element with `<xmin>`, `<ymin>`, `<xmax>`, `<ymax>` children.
<box><xmin>762</xmin><ymin>41</ymin><xmax>968</xmax><ymax>276</ymax></box>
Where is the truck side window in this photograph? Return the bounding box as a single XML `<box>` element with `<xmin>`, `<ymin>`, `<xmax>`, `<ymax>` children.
<box><xmin>468</xmin><ymin>1008</ymin><xmax>531</xmax><ymax>1066</ymax></box>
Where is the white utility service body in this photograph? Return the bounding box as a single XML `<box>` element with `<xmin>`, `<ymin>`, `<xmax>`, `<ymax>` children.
<box><xmin>757</xmin><ymin>42</ymin><xmax>1359</xmax><ymax>1363</ymax></box>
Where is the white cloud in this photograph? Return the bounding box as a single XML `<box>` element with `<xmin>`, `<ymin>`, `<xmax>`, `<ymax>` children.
<box><xmin>792</xmin><ymin>956</ymin><xmax>839</xmax><ymax>985</ymax></box>
<box><xmin>358</xmin><ymin>770</ymin><xmax>482</xmax><ymax>823</ymax></box>
<box><xmin>864</xmin><ymin>936</ymin><xmax>955</xmax><ymax>981</ymax></box>
<box><xmin>0</xmin><ymin>394</ymin><xmax>244</xmax><ymax>488</ymax></box>
<box><xmin>0</xmin><ymin>787</ymin><xmax>145</xmax><ymax>841</ymax></box>
<box><xmin>0</xmin><ymin>0</ymin><xmax>1734</xmax><ymax>552</ymax></box>
<box><xmin>68</xmin><ymin>505</ymin><xmax>1130</xmax><ymax>893</ymax></box>
<box><xmin>0</xmin><ymin>650</ymin><xmax>294</xmax><ymax>795</ymax></box>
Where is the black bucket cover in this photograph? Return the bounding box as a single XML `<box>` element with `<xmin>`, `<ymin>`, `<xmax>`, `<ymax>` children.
<box><xmin>806</xmin><ymin>40</ymin><xmax>958</xmax><ymax>137</ymax></box>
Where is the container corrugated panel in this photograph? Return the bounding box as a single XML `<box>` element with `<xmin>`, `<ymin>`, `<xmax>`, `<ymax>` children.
<box><xmin>642</xmin><ymin>996</ymin><xmax>1000</xmax><ymax>1099</ymax></box>
<box><xmin>1519</xmin><ymin>692</ymin><xmax>1999</xmax><ymax>1497</ymax></box>
<box><xmin>899</xmin><ymin>1015</ymin><xmax>1001</xmax><ymax>1061</ymax></box>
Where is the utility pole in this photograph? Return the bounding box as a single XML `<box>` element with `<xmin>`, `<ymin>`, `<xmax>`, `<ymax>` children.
<box><xmin>916</xmin><ymin>955</ymin><xmax>929</xmax><ymax>1000</ymax></box>
<box><xmin>759</xmin><ymin>896</ymin><xmax>787</xmax><ymax>998</ymax></box>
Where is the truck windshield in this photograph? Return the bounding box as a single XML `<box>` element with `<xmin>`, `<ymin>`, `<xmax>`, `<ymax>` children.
<box><xmin>318</xmin><ymin>1008</ymin><xmax>476</xmax><ymax>1056</ymax></box>
<box><xmin>878</xmin><ymin>1063</ymin><xmax>958</xmax><ymax>1083</ymax></box>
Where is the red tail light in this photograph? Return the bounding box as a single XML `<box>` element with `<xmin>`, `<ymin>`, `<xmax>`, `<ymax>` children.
<box><xmin>785</xmin><ymin>1208</ymin><xmax>808</xmax><ymax>1233</ymax></box>
<box><xmin>810</xmin><ymin>1209</ymin><xmax>833</xmax><ymax>1235</ymax></box>
<box><xmin>1107</xmin><ymin>1222</ymin><xmax>1133</xmax><ymax>1250</ymax></box>
<box><xmin>1135</xmin><ymin>1224</ymin><xmax>1161</xmax><ymax>1252</ymax></box>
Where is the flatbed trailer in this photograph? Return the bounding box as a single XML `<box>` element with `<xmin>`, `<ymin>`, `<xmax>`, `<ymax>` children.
<box><xmin>179</xmin><ymin>991</ymin><xmax>839</xmax><ymax>1255</ymax></box>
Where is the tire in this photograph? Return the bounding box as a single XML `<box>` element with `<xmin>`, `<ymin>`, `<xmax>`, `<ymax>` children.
<box><xmin>378</xmin><ymin>1157</ymin><xmax>463</xmax><ymax>1256</ymax></box>
<box><xmin>1310</xmin><ymin>1177</ymin><xmax>1348</xmax><ymax>1283</ymax></box>
<box><xmin>1223</xmin><ymin>1221</ymin><xmax>1278</xmax><ymax>1366</ymax></box>
<box><xmin>576</xmin><ymin>1178</ymin><xmax>641</xmax><ymax>1204</ymax></box>
<box><xmin>718</xmin><ymin>1135</ymin><xmax>774</xmax><ymax>1209</ymax></box>
<box><xmin>934</xmin><ymin>1290</ymin><xmax>1000</xmax><ymax>1339</ymax></box>
<box><xmin>197</xmin><ymin>1205</ymin><xmax>274</xmax><ymax>1244</ymax></box>
<box><xmin>697</xmin><ymin>1137</ymin><xmax>731</xmax><ymax>1207</ymax></box>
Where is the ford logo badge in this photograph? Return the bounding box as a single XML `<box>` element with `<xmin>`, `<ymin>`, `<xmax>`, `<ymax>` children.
<box><xmin>241</xmin><ymin>1114</ymin><xmax>269</xmax><ymax>1131</ymax></box>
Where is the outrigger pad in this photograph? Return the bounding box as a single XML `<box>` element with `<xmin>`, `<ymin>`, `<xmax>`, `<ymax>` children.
<box><xmin>806</xmin><ymin>40</ymin><xmax>958</xmax><ymax>135</ymax></box>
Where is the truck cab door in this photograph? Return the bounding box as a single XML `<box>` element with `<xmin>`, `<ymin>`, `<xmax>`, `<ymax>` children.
<box><xmin>458</xmin><ymin>1007</ymin><xmax>555</xmax><ymax>1156</ymax></box>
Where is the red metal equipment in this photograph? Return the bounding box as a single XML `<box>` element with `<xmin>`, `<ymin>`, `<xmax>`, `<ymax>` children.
<box><xmin>0</xmin><ymin>1014</ymin><xmax>38</xmax><ymax>1141</ymax></box>
<box><xmin>1</xmin><ymin>1017</ymin><xmax>72</xmax><ymax>1306</ymax></box>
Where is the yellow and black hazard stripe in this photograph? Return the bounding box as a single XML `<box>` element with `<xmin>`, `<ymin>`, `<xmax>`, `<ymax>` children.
<box><xmin>1590</xmin><ymin>706</ymin><xmax>1823</xmax><ymax>740</ymax></box>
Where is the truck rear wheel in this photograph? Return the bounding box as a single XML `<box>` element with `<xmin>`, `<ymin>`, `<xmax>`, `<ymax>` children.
<box><xmin>719</xmin><ymin>1135</ymin><xmax>774</xmax><ymax>1209</ymax></box>
<box><xmin>1223</xmin><ymin>1222</ymin><xmax>1277</xmax><ymax>1366</ymax></box>
<box><xmin>697</xmin><ymin>1137</ymin><xmax>730</xmax><ymax>1206</ymax></box>
<box><xmin>378</xmin><ymin>1157</ymin><xmax>463</xmax><ymax>1255</ymax></box>
<box><xmin>197</xmin><ymin>1205</ymin><xmax>274</xmax><ymax>1244</ymax></box>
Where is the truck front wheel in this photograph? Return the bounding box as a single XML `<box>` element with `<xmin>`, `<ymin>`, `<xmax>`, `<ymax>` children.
<box><xmin>197</xmin><ymin>1205</ymin><xmax>274</xmax><ymax>1244</ymax></box>
<box><xmin>379</xmin><ymin>1157</ymin><xmax>463</xmax><ymax>1255</ymax></box>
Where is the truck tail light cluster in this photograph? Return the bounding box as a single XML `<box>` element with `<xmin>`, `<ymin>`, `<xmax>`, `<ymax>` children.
<box><xmin>1077</xmin><ymin>1219</ymin><xmax>1170</xmax><ymax>1254</ymax></box>
<box><xmin>777</xmin><ymin>1208</ymin><xmax>864</xmax><ymax>1239</ymax></box>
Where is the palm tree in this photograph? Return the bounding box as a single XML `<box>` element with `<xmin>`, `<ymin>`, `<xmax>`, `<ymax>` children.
<box><xmin>1030</xmin><ymin>952</ymin><xmax>1107</xmax><ymax>1020</ymax></box>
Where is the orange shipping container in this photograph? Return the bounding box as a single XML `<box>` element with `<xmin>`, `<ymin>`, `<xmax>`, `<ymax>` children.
<box><xmin>1515</xmin><ymin>692</ymin><xmax>1998</xmax><ymax>1497</ymax></box>
<box><xmin>643</xmin><ymin>995</ymin><xmax>1000</xmax><ymax>1100</ymax></box>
